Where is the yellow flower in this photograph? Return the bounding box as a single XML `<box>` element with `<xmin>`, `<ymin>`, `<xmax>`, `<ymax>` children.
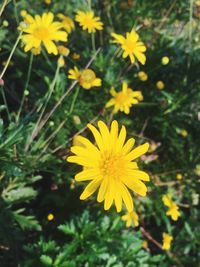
<box><xmin>105</xmin><ymin>82</ymin><xmax>143</xmax><ymax>114</ymax></box>
<box><xmin>57</xmin><ymin>13</ymin><xmax>75</xmax><ymax>33</ymax></box>
<box><xmin>195</xmin><ymin>0</ymin><xmax>200</xmax><ymax>6</ymax></box>
<box><xmin>20</xmin><ymin>10</ymin><xmax>27</xmax><ymax>17</ymax></box>
<box><xmin>121</xmin><ymin>208</ymin><xmax>139</xmax><ymax>227</ymax></box>
<box><xmin>142</xmin><ymin>240</ymin><xmax>148</xmax><ymax>249</ymax></box>
<box><xmin>21</xmin><ymin>12</ymin><xmax>68</xmax><ymax>55</ymax></box>
<box><xmin>67</xmin><ymin>120</ymin><xmax>149</xmax><ymax>212</ymax></box>
<box><xmin>57</xmin><ymin>56</ymin><xmax>65</xmax><ymax>67</ymax></box>
<box><xmin>68</xmin><ymin>67</ymin><xmax>101</xmax><ymax>89</ymax></box>
<box><xmin>161</xmin><ymin>56</ymin><xmax>169</xmax><ymax>65</ymax></box>
<box><xmin>156</xmin><ymin>81</ymin><xmax>165</xmax><ymax>90</ymax></box>
<box><xmin>180</xmin><ymin>129</ymin><xmax>188</xmax><ymax>137</ymax></box>
<box><xmin>44</xmin><ymin>0</ymin><xmax>51</xmax><ymax>4</ymax></box>
<box><xmin>111</xmin><ymin>30</ymin><xmax>146</xmax><ymax>64</ymax></box>
<box><xmin>57</xmin><ymin>45</ymin><xmax>70</xmax><ymax>56</ymax></box>
<box><xmin>75</xmin><ymin>10</ymin><xmax>103</xmax><ymax>33</ymax></box>
<box><xmin>47</xmin><ymin>213</ymin><xmax>54</xmax><ymax>221</ymax></box>
<box><xmin>138</xmin><ymin>71</ymin><xmax>148</xmax><ymax>81</ymax></box>
<box><xmin>31</xmin><ymin>47</ymin><xmax>41</xmax><ymax>55</ymax></box>
<box><xmin>162</xmin><ymin>194</ymin><xmax>180</xmax><ymax>221</ymax></box>
<box><xmin>162</xmin><ymin>233</ymin><xmax>173</xmax><ymax>250</ymax></box>
<box><xmin>72</xmin><ymin>52</ymin><xmax>80</xmax><ymax>60</ymax></box>
<box><xmin>176</xmin><ymin>173</ymin><xmax>183</xmax><ymax>180</ymax></box>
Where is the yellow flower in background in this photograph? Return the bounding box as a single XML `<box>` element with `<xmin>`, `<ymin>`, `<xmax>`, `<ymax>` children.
<box><xmin>162</xmin><ymin>233</ymin><xmax>173</xmax><ymax>250</ymax></box>
<box><xmin>111</xmin><ymin>30</ymin><xmax>146</xmax><ymax>64</ymax></box>
<box><xmin>21</xmin><ymin>12</ymin><xmax>68</xmax><ymax>55</ymax></box>
<box><xmin>72</xmin><ymin>52</ymin><xmax>81</xmax><ymax>60</ymax></box>
<box><xmin>47</xmin><ymin>213</ymin><xmax>54</xmax><ymax>221</ymax></box>
<box><xmin>57</xmin><ymin>45</ymin><xmax>70</xmax><ymax>56</ymax></box>
<box><xmin>44</xmin><ymin>0</ymin><xmax>51</xmax><ymax>4</ymax></box>
<box><xmin>161</xmin><ymin>56</ymin><xmax>169</xmax><ymax>65</ymax></box>
<box><xmin>176</xmin><ymin>173</ymin><xmax>183</xmax><ymax>180</ymax></box>
<box><xmin>57</xmin><ymin>56</ymin><xmax>65</xmax><ymax>67</ymax></box>
<box><xmin>105</xmin><ymin>82</ymin><xmax>143</xmax><ymax>114</ymax></box>
<box><xmin>121</xmin><ymin>208</ymin><xmax>139</xmax><ymax>227</ymax></box>
<box><xmin>75</xmin><ymin>10</ymin><xmax>103</xmax><ymax>33</ymax></box>
<box><xmin>195</xmin><ymin>0</ymin><xmax>200</xmax><ymax>6</ymax></box>
<box><xmin>138</xmin><ymin>71</ymin><xmax>148</xmax><ymax>81</ymax></box>
<box><xmin>31</xmin><ymin>47</ymin><xmax>41</xmax><ymax>56</ymax></box>
<box><xmin>156</xmin><ymin>81</ymin><xmax>165</xmax><ymax>90</ymax></box>
<box><xmin>67</xmin><ymin>120</ymin><xmax>149</xmax><ymax>212</ymax></box>
<box><xmin>142</xmin><ymin>240</ymin><xmax>148</xmax><ymax>249</ymax></box>
<box><xmin>180</xmin><ymin>129</ymin><xmax>188</xmax><ymax>137</ymax></box>
<box><xmin>162</xmin><ymin>194</ymin><xmax>180</xmax><ymax>221</ymax></box>
<box><xmin>58</xmin><ymin>13</ymin><xmax>75</xmax><ymax>33</ymax></box>
<box><xmin>68</xmin><ymin>67</ymin><xmax>101</xmax><ymax>89</ymax></box>
<box><xmin>20</xmin><ymin>10</ymin><xmax>27</xmax><ymax>17</ymax></box>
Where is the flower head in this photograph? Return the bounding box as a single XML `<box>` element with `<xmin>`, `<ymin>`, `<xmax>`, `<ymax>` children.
<box><xmin>58</xmin><ymin>13</ymin><xmax>75</xmax><ymax>33</ymax></box>
<box><xmin>68</xmin><ymin>67</ymin><xmax>101</xmax><ymax>89</ymax></box>
<box><xmin>162</xmin><ymin>56</ymin><xmax>169</xmax><ymax>65</ymax></box>
<box><xmin>57</xmin><ymin>45</ymin><xmax>70</xmax><ymax>56</ymax></box>
<box><xmin>75</xmin><ymin>10</ymin><xmax>103</xmax><ymax>33</ymax></box>
<box><xmin>47</xmin><ymin>213</ymin><xmax>54</xmax><ymax>221</ymax></box>
<box><xmin>180</xmin><ymin>129</ymin><xmax>188</xmax><ymax>137</ymax></box>
<box><xmin>176</xmin><ymin>173</ymin><xmax>183</xmax><ymax>180</ymax></box>
<box><xmin>156</xmin><ymin>81</ymin><xmax>165</xmax><ymax>90</ymax></box>
<box><xmin>138</xmin><ymin>71</ymin><xmax>148</xmax><ymax>81</ymax></box>
<box><xmin>21</xmin><ymin>12</ymin><xmax>68</xmax><ymax>55</ymax></box>
<box><xmin>67</xmin><ymin>120</ymin><xmax>149</xmax><ymax>212</ymax></box>
<box><xmin>121</xmin><ymin>208</ymin><xmax>139</xmax><ymax>227</ymax></box>
<box><xmin>162</xmin><ymin>233</ymin><xmax>173</xmax><ymax>250</ymax></box>
<box><xmin>106</xmin><ymin>82</ymin><xmax>143</xmax><ymax>114</ymax></box>
<box><xmin>162</xmin><ymin>194</ymin><xmax>180</xmax><ymax>221</ymax></box>
<box><xmin>111</xmin><ymin>30</ymin><xmax>146</xmax><ymax>64</ymax></box>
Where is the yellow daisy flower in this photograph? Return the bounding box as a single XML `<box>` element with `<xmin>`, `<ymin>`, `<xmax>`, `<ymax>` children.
<box><xmin>75</xmin><ymin>10</ymin><xmax>103</xmax><ymax>33</ymax></box>
<box><xmin>68</xmin><ymin>67</ymin><xmax>101</xmax><ymax>89</ymax></box>
<box><xmin>105</xmin><ymin>82</ymin><xmax>143</xmax><ymax>114</ymax></box>
<box><xmin>47</xmin><ymin>213</ymin><xmax>54</xmax><ymax>221</ymax></box>
<box><xmin>67</xmin><ymin>120</ymin><xmax>149</xmax><ymax>212</ymax></box>
<box><xmin>156</xmin><ymin>80</ymin><xmax>165</xmax><ymax>90</ymax></box>
<box><xmin>176</xmin><ymin>173</ymin><xmax>183</xmax><ymax>180</ymax></box>
<box><xmin>162</xmin><ymin>194</ymin><xmax>180</xmax><ymax>221</ymax></box>
<box><xmin>162</xmin><ymin>233</ymin><xmax>173</xmax><ymax>250</ymax></box>
<box><xmin>161</xmin><ymin>56</ymin><xmax>169</xmax><ymax>65</ymax></box>
<box><xmin>111</xmin><ymin>30</ymin><xmax>146</xmax><ymax>64</ymax></box>
<box><xmin>180</xmin><ymin>129</ymin><xmax>188</xmax><ymax>137</ymax></box>
<box><xmin>121</xmin><ymin>208</ymin><xmax>139</xmax><ymax>227</ymax></box>
<box><xmin>21</xmin><ymin>12</ymin><xmax>68</xmax><ymax>55</ymax></box>
<box><xmin>57</xmin><ymin>13</ymin><xmax>75</xmax><ymax>33</ymax></box>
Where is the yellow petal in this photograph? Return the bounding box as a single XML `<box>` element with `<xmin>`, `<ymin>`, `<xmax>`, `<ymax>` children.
<box><xmin>125</xmin><ymin>143</ymin><xmax>149</xmax><ymax>161</ymax></box>
<box><xmin>122</xmin><ymin>177</ymin><xmax>147</xmax><ymax>196</ymax></box>
<box><xmin>80</xmin><ymin>178</ymin><xmax>102</xmax><ymax>200</ymax></box>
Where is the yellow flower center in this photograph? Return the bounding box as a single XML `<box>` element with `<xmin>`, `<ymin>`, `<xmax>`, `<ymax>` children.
<box><xmin>115</xmin><ymin>91</ymin><xmax>130</xmax><ymax>104</ymax></box>
<box><xmin>99</xmin><ymin>151</ymin><xmax>124</xmax><ymax>179</ymax></box>
<box><xmin>34</xmin><ymin>27</ymin><xmax>50</xmax><ymax>40</ymax></box>
<box><xmin>124</xmin><ymin>39</ymin><xmax>136</xmax><ymax>52</ymax></box>
<box><xmin>79</xmin><ymin>69</ymin><xmax>96</xmax><ymax>84</ymax></box>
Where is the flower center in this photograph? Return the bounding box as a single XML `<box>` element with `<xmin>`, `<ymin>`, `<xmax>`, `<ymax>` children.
<box><xmin>115</xmin><ymin>92</ymin><xmax>130</xmax><ymax>104</ymax></box>
<box><xmin>34</xmin><ymin>27</ymin><xmax>50</xmax><ymax>40</ymax></box>
<box><xmin>99</xmin><ymin>151</ymin><xmax>124</xmax><ymax>179</ymax></box>
<box><xmin>79</xmin><ymin>69</ymin><xmax>96</xmax><ymax>84</ymax></box>
<box><xmin>124</xmin><ymin>39</ymin><xmax>136</xmax><ymax>53</ymax></box>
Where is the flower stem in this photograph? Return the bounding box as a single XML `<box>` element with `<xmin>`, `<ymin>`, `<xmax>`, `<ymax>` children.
<box><xmin>91</xmin><ymin>33</ymin><xmax>96</xmax><ymax>51</ymax></box>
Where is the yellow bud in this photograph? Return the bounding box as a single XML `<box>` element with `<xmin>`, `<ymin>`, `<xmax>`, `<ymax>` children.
<box><xmin>176</xmin><ymin>173</ymin><xmax>183</xmax><ymax>180</ymax></box>
<box><xmin>31</xmin><ymin>47</ymin><xmax>41</xmax><ymax>56</ymax></box>
<box><xmin>57</xmin><ymin>45</ymin><xmax>70</xmax><ymax>56</ymax></box>
<box><xmin>3</xmin><ymin>20</ymin><xmax>9</xmax><ymax>27</ymax></box>
<box><xmin>44</xmin><ymin>0</ymin><xmax>51</xmax><ymax>4</ymax></box>
<box><xmin>161</xmin><ymin>56</ymin><xmax>169</xmax><ymax>65</ymax></box>
<box><xmin>20</xmin><ymin>10</ymin><xmax>27</xmax><ymax>17</ymax></box>
<box><xmin>156</xmin><ymin>81</ymin><xmax>165</xmax><ymax>90</ymax></box>
<box><xmin>138</xmin><ymin>71</ymin><xmax>148</xmax><ymax>81</ymax></box>
<box><xmin>47</xmin><ymin>213</ymin><xmax>54</xmax><ymax>221</ymax></box>
<box><xmin>72</xmin><ymin>53</ymin><xmax>80</xmax><ymax>60</ymax></box>
<box><xmin>180</xmin><ymin>129</ymin><xmax>188</xmax><ymax>137</ymax></box>
<box><xmin>58</xmin><ymin>56</ymin><xmax>65</xmax><ymax>67</ymax></box>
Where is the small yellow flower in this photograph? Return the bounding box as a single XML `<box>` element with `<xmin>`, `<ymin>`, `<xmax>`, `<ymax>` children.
<box><xmin>111</xmin><ymin>30</ymin><xmax>146</xmax><ymax>65</ymax></box>
<box><xmin>180</xmin><ymin>129</ymin><xmax>188</xmax><ymax>137</ymax></box>
<box><xmin>21</xmin><ymin>12</ymin><xmax>68</xmax><ymax>55</ymax></box>
<box><xmin>75</xmin><ymin>10</ymin><xmax>103</xmax><ymax>33</ymax></box>
<box><xmin>105</xmin><ymin>82</ymin><xmax>143</xmax><ymax>114</ymax></box>
<box><xmin>47</xmin><ymin>213</ymin><xmax>54</xmax><ymax>221</ymax></box>
<box><xmin>156</xmin><ymin>81</ymin><xmax>165</xmax><ymax>90</ymax></box>
<box><xmin>68</xmin><ymin>67</ymin><xmax>101</xmax><ymax>89</ymax></box>
<box><xmin>121</xmin><ymin>208</ymin><xmax>139</xmax><ymax>227</ymax></box>
<box><xmin>176</xmin><ymin>173</ymin><xmax>183</xmax><ymax>180</ymax></box>
<box><xmin>57</xmin><ymin>45</ymin><xmax>70</xmax><ymax>56</ymax></box>
<box><xmin>162</xmin><ymin>194</ymin><xmax>180</xmax><ymax>221</ymax></box>
<box><xmin>161</xmin><ymin>56</ymin><xmax>169</xmax><ymax>65</ymax></box>
<box><xmin>142</xmin><ymin>240</ymin><xmax>148</xmax><ymax>249</ymax></box>
<box><xmin>138</xmin><ymin>71</ymin><xmax>148</xmax><ymax>81</ymax></box>
<box><xmin>195</xmin><ymin>0</ymin><xmax>200</xmax><ymax>6</ymax></box>
<box><xmin>57</xmin><ymin>13</ymin><xmax>75</xmax><ymax>33</ymax></box>
<box><xmin>44</xmin><ymin>0</ymin><xmax>51</xmax><ymax>4</ymax></box>
<box><xmin>72</xmin><ymin>52</ymin><xmax>81</xmax><ymax>60</ymax></box>
<box><xmin>162</xmin><ymin>233</ymin><xmax>173</xmax><ymax>250</ymax></box>
<box><xmin>58</xmin><ymin>56</ymin><xmax>65</xmax><ymax>67</ymax></box>
<box><xmin>20</xmin><ymin>10</ymin><xmax>27</xmax><ymax>17</ymax></box>
<box><xmin>3</xmin><ymin>20</ymin><xmax>9</xmax><ymax>27</ymax></box>
<box><xmin>67</xmin><ymin>120</ymin><xmax>149</xmax><ymax>212</ymax></box>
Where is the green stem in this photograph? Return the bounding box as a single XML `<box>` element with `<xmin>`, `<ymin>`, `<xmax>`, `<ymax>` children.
<box><xmin>0</xmin><ymin>86</ymin><xmax>11</xmax><ymax>121</ymax></box>
<box><xmin>0</xmin><ymin>0</ymin><xmax>9</xmax><ymax>17</ymax></box>
<box><xmin>16</xmin><ymin>53</ymin><xmax>33</xmax><ymax>123</ymax></box>
<box><xmin>0</xmin><ymin>32</ymin><xmax>22</xmax><ymax>79</ymax></box>
<box><xmin>69</xmin><ymin>87</ymin><xmax>80</xmax><ymax>115</ymax></box>
<box><xmin>91</xmin><ymin>33</ymin><xmax>96</xmax><ymax>51</ymax></box>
